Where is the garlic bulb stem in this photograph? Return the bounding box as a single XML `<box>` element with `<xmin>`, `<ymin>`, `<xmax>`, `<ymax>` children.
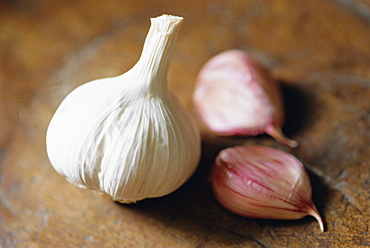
<box><xmin>134</xmin><ymin>15</ymin><xmax>183</xmax><ymax>94</ymax></box>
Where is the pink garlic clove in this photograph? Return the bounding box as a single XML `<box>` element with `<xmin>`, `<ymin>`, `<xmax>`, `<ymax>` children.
<box><xmin>193</xmin><ymin>49</ymin><xmax>298</xmax><ymax>148</ymax></box>
<box><xmin>212</xmin><ymin>145</ymin><xmax>324</xmax><ymax>232</ymax></box>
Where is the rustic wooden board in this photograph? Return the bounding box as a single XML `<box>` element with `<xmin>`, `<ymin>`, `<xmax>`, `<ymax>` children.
<box><xmin>1</xmin><ymin>0</ymin><xmax>369</xmax><ymax>247</ymax></box>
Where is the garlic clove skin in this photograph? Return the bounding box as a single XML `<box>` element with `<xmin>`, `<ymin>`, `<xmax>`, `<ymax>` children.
<box><xmin>46</xmin><ymin>15</ymin><xmax>201</xmax><ymax>203</ymax></box>
<box><xmin>193</xmin><ymin>49</ymin><xmax>298</xmax><ymax>148</ymax></box>
<box><xmin>212</xmin><ymin>145</ymin><xmax>324</xmax><ymax>232</ymax></box>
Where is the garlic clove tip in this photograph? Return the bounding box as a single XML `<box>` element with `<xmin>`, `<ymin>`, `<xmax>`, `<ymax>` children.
<box><xmin>265</xmin><ymin>125</ymin><xmax>298</xmax><ymax>148</ymax></box>
<box><xmin>307</xmin><ymin>205</ymin><xmax>325</xmax><ymax>232</ymax></box>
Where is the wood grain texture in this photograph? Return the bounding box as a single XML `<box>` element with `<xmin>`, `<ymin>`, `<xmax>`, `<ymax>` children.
<box><xmin>1</xmin><ymin>0</ymin><xmax>369</xmax><ymax>247</ymax></box>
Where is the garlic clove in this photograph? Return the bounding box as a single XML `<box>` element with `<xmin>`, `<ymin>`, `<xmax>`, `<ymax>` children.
<box><xmin>46</xmin><ymin>14</ymin><xmax>201</xmax><ymax>203</ymax></box>
<box><xmin>212</xmin><ymin>145</ymin><xmax>324</xmax><ymax>232</ymax></box>
<box><xmin>193</xmin><ymin>49</ymin><xmax>298</xmax><ymax>148</ymax></box>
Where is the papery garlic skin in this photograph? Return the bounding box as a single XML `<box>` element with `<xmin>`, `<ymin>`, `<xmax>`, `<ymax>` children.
<box><xmin>193</xmin><ymin>49</ymin><xmax>298</xmax><ymax>148</ymax></box>
<box><xmin>46</xmin><ymin>15</ymin><xmax>201</xmax><ymax>203</ymax></box>
<box><xmin>212</xmin><ymin>145</ymin><xmax>324</xmax><ymax>232</ymax></box>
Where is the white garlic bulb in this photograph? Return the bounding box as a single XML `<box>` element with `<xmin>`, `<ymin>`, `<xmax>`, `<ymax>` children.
<box><xmin>46</xmin><ymin>14</ymin><xmax>201</xmax><ymax>203</ymax></box>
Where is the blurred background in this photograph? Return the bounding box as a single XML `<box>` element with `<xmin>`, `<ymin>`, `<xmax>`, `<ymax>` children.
<box><xmin>1</xmin><ymin>0</ymin><xmax>369</xmax><ymax>247</ymax></box>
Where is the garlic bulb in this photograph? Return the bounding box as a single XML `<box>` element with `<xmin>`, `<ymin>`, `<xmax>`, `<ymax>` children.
<box><xmin>193</xmin><ymin>49</ymin><xmax>298</xmax><ymax>148</ymax></box>
<box><xmin>46</xmin><ymin>14</ymin><xmax>201</xmax><ymax>203</ymax></box>
<box><xmin>212</xmin><ymin>145</ymin><xmax>324</xmax><ymax>232</ymax></box>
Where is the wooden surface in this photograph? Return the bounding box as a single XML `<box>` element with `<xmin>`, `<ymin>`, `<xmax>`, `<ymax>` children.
<box><xmin>1</xmin><ymin>0</ymin><xmax>369</xmax><ymax>247</ymax></box>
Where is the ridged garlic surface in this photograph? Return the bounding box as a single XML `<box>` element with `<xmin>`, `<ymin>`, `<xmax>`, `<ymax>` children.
<box><xmin>46</xmin><ymin>15</ymin><xmax>201</xmax><ymax>203</ymax></box>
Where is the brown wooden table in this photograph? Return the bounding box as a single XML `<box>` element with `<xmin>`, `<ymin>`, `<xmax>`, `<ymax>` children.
<box><xmin>1</xmin><ymin>0</ymin><xmax>369</xmax><ymax>247</ymax></box>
